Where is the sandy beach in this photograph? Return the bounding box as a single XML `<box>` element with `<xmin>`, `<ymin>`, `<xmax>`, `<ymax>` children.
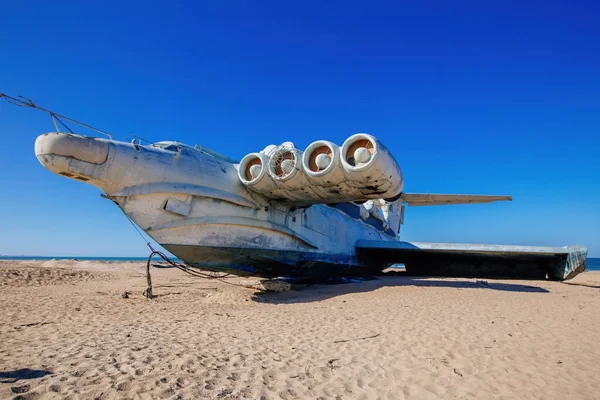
<box><xmin>1</xmin><ymin>260</ymin><xmax>599</xmax><ymax>400</ymax></box>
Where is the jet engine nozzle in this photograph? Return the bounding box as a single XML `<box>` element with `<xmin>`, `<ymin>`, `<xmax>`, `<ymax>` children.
<box><xmin>302</xmin><ymin>140</ymin><xmax>340</xmax><ymax>177</ymax></box>
<box><xmin>238</xmin><ymin>152</ymin><xmax>271</xmax><ymax>185</ymax></box>
<box><xmin>237</xmin><ymin>152</ymin><xmax>281</xmax><ymax>196</ymax></box>
<box><xmin>267</xmin><ymin>147</ymin><xmax>303</xmax><ymax>181</ymax></box>
<box><xmin>237</xmin><ymin>134</ymin><xmax>403</xmax><ymax>204</ymax></box>
<box><xmin>341</xmin><ymin>133</ymin><xmax>404</xmax><ymax>201</ymax></box>
<box><xmin>341</xmin><ymin>133</ymin><xmax>376</xmax><ymax>170</ymax></box>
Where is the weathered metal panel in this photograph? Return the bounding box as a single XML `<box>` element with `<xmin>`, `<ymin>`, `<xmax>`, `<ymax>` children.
<box><xmin>163</xmin><ymin>197</ymin><xmax>191</xmax><ymax>217</ymax></box>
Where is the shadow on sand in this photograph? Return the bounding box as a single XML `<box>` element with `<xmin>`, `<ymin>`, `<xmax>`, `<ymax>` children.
<box><xmin>561</xmin><ymin>281</ymin><xmax>600</xmax><ymax>289</ymax></box>
<box><xmin>252</xmin><ymin>276</ymin><xmax>549</xmax><ymax>304</ymax></box>
<box><xmin>0</xmin><ymin>369</ymin><xmax>53</xmax><ymax>383</ymax></box>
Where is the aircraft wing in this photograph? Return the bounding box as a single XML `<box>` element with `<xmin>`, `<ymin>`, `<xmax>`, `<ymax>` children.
<box><xmin>401</xmin><ymin>193</ymin><xmax>512</xmax><ymax>206</ymax></box>
<box><xmin>356</xmin><ymin>240</ymin><xmax>587</xmax><ymax>281</ymax></box>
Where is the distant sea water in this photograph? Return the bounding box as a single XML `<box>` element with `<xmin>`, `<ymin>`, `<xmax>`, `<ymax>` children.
<box><xmin>0</xmin><ymin>256</ymin><xmax>161</xmax><ymax>262</ymax></box>
<box><xmin>585</xmin><ymin>258</ymin><xmax>600</xmax><ymax>271</ymax></box>
<box><xmin>1</xmin><ymin>256</ymin><xmax>599</xmax><ymax>271</ymax></box>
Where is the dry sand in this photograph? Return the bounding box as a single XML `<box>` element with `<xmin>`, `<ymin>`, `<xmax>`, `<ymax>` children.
<box><xmin>1</xmin><ymin>260</ymin><xmax>599</xmax><ymax>400</ymax></box>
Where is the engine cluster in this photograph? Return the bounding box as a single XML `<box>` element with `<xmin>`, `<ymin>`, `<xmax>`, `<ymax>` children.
<box><xmin>237</xmin><ymin>133</ymin><xmax>404</xmax><ymax>204</ymax></box>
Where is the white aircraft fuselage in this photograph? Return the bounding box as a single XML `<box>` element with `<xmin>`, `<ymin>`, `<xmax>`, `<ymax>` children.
<box><xmin>35</xmin><ymin>132</ymin><xmax>399</xmax><ymax>277</ymax></box>
<box><xmin>34</xmin><ymin>131</ymin><xmax>588</xmax><ymax>280</ymax></box>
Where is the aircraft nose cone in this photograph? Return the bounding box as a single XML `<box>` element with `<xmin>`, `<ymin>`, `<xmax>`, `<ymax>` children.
<box><xmin>35</xmin><ymin>132</ymin><xmax>109</xmax><ymax>165</ymax></box>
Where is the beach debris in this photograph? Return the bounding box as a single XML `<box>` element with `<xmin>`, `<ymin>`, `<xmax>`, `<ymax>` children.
<box><xmin>11</xmin><ymin>384</ymin><xmax>30</xmax><ymax>394</ymax></box>
<box><xmin>144</xmin><ymin>253</ymin><xmax>154</xmax><ymax>299</ymax></box>
<box><xmin>333</xmin><ymin>333</ymin><xmax>380</xmax><ymax>343</ymax></box>
<box><xmin>151</xmin><ymin>262</ymin><xmax>175</xmax><ymax>269</ymax></box>
<box><xmin>218</xmin><ymin>389</ymin><xmax>233</xmax><ymax>397</ymax></box>
<box><xmin>17</xmin><ymin>321</ymin><xmax>51</xmax><ymax>328</ymax></box>
<box><xmin>240</xmin><ymin>279</ymin><xmax>291</xmax><ymax>292</ymax></box>
<box><xmin>453</xmin><ymin>368</ymin><xmax>463</xmax><ymax>377</ymax></box>
<box><xmin>476</xmin><ymin>280</ymin><xmax>489</xmax><ymax>286</ymax></box>
<box><xmin>121</xmin><ymin>291</ymin><xmax>131</xmax><ymax>299</ymax></box>
<box><xmin>327</xmin><ymin>359</ymin><xmax>341</xmax><ymax>373</ymax></box>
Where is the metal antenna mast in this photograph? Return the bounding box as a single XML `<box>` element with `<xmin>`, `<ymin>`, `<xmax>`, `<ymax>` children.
<box><xmin>0</xmin><ymin>93</ymin><xmax>113</xmax><ymax>139</ymax></box>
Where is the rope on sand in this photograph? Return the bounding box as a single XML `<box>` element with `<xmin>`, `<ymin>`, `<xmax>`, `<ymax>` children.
<box><xmin>110</xmin><ymin>194</ymin><xmax>266</xmax><ymax>299</ymax></box>
<box><xmin>142</xmin><ymin>244</ymin><xmax>245</xmax><ymax>299</ymax></box>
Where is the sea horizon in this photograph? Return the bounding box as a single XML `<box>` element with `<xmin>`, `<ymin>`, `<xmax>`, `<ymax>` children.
<box><xmin>0</xmin><ymin>256</ymin><xmax>163</xmax><ymax>261</ymax></box>
<box><xmin>2</xmin><ymin>255</ymin><xmax>599</xmax><ymax>271</ymax></box>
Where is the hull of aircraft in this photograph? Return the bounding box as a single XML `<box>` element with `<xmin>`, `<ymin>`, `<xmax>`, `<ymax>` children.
<box><xmin>31</xmin><ymin>130</ymin><xmax>588</xmax><ymax>281</ymax></box>
<box><xmin>114</xmin><ymin>190</ymin><xmax>394</xmax><ymax>277</ymax></box>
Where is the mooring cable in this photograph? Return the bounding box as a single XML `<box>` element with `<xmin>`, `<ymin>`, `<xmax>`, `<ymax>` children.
<box><xmin>114</xmin><ymin>205</ymin><xmax>261</xmax><ymax>297</ymax></box>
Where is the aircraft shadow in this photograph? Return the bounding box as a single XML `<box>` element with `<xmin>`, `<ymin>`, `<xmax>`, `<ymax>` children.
<box><xmin>252</xmin><ymin>276</ymin><xmax>549</xmax><ymax>304</ymax></box>
<box><xmin>0</xmin><ymin>368</ymin><xmax>53</xmax><ymax>383</ymax></box>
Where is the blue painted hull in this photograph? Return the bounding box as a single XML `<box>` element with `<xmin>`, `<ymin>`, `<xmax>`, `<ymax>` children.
<box><xmin>162</xmin><ymin>244</ymin><xmax>385</xmax><ymax>278</ymax></box>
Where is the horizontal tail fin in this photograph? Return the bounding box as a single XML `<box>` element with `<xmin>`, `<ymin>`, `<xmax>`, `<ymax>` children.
<box><xmin>401</xmin><ymin>193</ymin><xmax>512</xmax><ymax>206</ymax></box>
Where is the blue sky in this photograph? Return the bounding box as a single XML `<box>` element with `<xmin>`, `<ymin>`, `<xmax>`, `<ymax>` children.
<box><xmin>0</xmin><ymin>1</ymin><xmax>598</xmax><ymax>256</ymax></box>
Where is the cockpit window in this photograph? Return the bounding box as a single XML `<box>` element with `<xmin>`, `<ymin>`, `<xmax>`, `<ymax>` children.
<box><xmin>153</xmin><ymin>142</ymin><xmax>183</xmax><ymax>152</ymax></box>
<box><xmin>161</xmin><ymin>144</ymin><xmax>181</xmax><ymax>152</ymax></box>
<box><xmin>152</xmin><ymin>142</ymin><xmax>199</xmax><ymax>157</ymax></box>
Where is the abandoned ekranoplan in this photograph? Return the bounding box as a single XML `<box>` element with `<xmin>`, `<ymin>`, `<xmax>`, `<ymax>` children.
<box><xmin>2</xmin><ymin>93</ymin><xmax>588</xmax><ymax>280</ymax></box>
